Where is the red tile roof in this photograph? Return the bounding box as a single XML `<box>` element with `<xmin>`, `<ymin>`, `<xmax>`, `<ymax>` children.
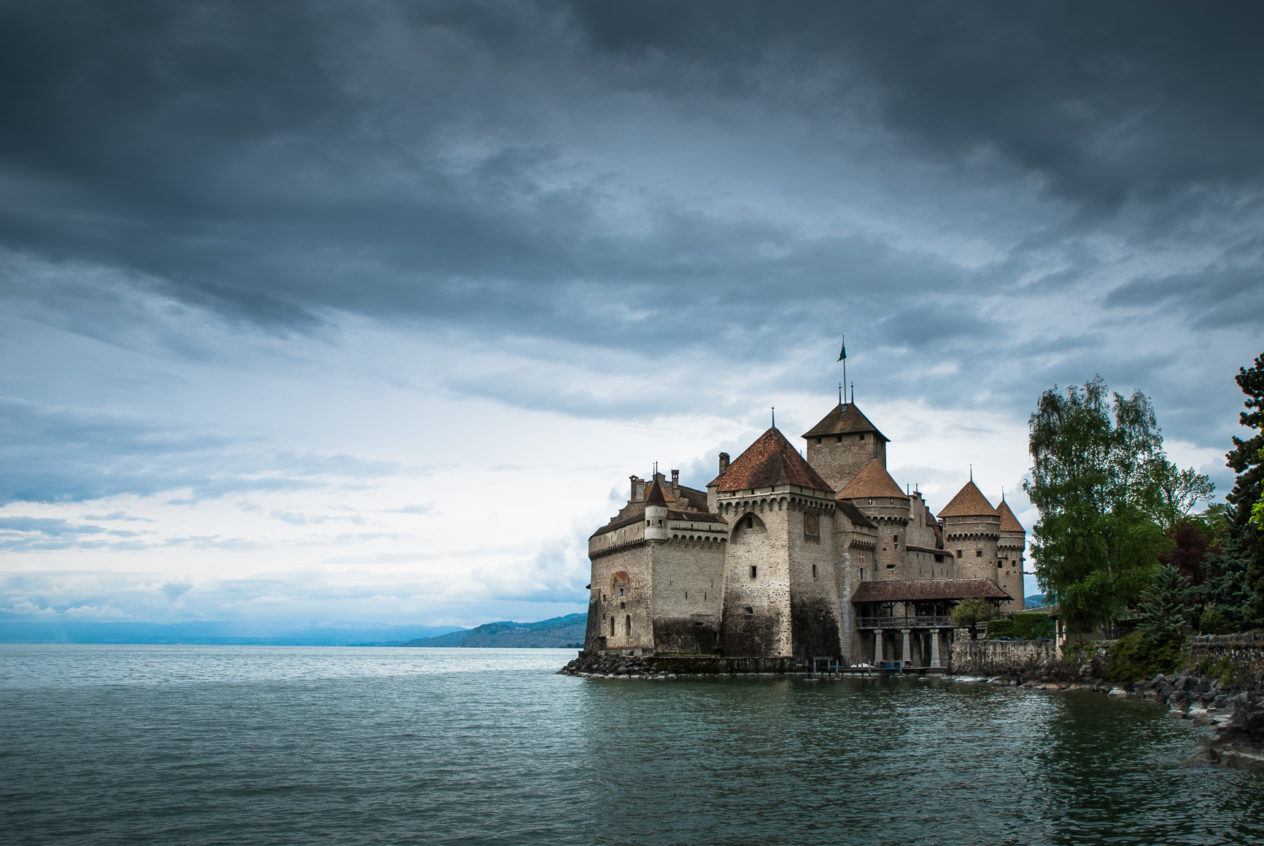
<box><xmin>937</xmin><ymin>480</ymin><xmax>996</xmax><ymax>518</ymax></box>
<box><xmin>851</xmin><ymin>578</ymin><xmax>1011</xmax><ymax>603</ymax></box>
<box><xmin>802</xmin><ymin>403</ymin><xmax>889</xmax><ymax>442</ymax></box>
<box><xmin>996</xmin><ymin>498</ymin><xmax>1025</xmax><ymax>532</ymax></box>
<box><xmin>711</xmin><ymin>428</ymin><xmax>832</xmax><ymax>493</ymax></box>
<box><xmin>836</xmin><ymin>459</ymin><xmax>905</xmax><ymax>500</ymax></box>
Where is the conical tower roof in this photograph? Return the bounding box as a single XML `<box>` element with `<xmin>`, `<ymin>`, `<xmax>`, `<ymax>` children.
<box><xmin>836</xmin><ymin>459</ymin><xmax>905</xmax><ymax>500</ymax></box>
<box><xmin>711</xmin><ymin>428</ymin><xmax>832</xmax><ymax>493</ymax></box>
<box><xmin>802</xmin><ymin>402</ymin><xmax>889</xmax><ymax>442</ymax></box>
<box><xmin>996</xmin><ymin>498</ymin><xmax>1024</xmax><ymax>532</ymax></box>
<box><xmin>646</xmin><ymin>478</ymin><xmax>667</xmax><ymax>506</ymax></box>
<box><xmin>938</xmin><ymin>480</ymin><xmax>996</xmax><ymax>518</ymax></box>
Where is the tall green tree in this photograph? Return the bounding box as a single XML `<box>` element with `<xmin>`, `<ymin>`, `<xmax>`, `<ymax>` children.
<box><xmin>1024</xmin><ymin>378</ymin><xmax>1170</xmax><ymax>634</ymax></box>
<box><xmin>1224</xmin><ymin>353</ymin><xmax>1264</xmax><ymax>622</ymax></box>
<box><xmin>1146</xmin><ymin>460</ymin><xmax>1215</xmax><ymax>534</ymax></box>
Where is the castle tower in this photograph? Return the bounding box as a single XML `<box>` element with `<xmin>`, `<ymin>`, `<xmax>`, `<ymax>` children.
<box><xmin>645</xmin><ymin>477</ymin><xmax>669</xmax><ymax>542</ymax></box>
<box><xmin>995</xmin><ymin>498</ymin><xmax>1027</xmax><ymax>614</ymax></box>
<box><xmin>802</xmin><ymin>402</ymin><xmax>889</xmax><ymax>492</ymax></box>
<box><xmin>711</xmin><ymin>427</ymin><xmax>842</xmax><ymax>660</ymax></box>
<box><xmin>836</xmin><ymin>459</ymin><xmax>910</xmax><ymax>580</ymax></box>
<box><xmin>938</xmin><ymin>480</ymin><xmax>1004</xmax><ymax>589</ymax></box>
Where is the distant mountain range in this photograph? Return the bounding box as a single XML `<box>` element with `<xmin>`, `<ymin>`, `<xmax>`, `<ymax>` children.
<box><xmin>401</xmin><ymin>613</ymin><xmax>586</xmax><ymax>648</ymax></box>
<box><xmin>1025</xmin><ymin>594</ymin><xmax>1049</xmax><ymax>609</ymax></box>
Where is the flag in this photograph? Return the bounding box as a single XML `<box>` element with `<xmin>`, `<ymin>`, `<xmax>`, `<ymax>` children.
<box><xmin>837</xmin><ymin>335</ymin><xmax>846</xmax><ymax>362</ymax></box>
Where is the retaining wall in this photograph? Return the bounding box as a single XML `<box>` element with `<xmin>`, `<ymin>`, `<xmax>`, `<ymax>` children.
<box><xmin>951</xmin><ymin>638</ymin><xmax>1055</xmax><ymax>675</ymax></box>
<box><xmin>1188</xmin><ymin>632</ymin><xmax>1264</xmax><ymax>687</ymax></box>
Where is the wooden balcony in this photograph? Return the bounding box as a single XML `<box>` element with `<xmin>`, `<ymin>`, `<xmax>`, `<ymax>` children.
<box><xmin>857</xmin><ymin>615</ymin><xmax>953</xmax><ymax>630</ymax></box>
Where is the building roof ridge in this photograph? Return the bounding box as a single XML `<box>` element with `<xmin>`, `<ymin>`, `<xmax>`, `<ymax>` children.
<box><xmin>836</xmin><ymin>458</ymin><xmax>904</xmax><ymax>500</ymax></box>
<box><xmin>711</xmin><ymin>427</ymin><xmax>832</xmax><ymax>493</ymax></box>
<box><xmin>802</xmin><ymin>402</ymin><xmax>889</xmax><ymax>442</ymax></box>
<box><xmin>938</xmin><ymin>479</ymin><xmax>997</xmax><ymax>518</ymax></box>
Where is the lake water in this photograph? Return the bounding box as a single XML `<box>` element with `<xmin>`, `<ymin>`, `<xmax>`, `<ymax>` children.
<box><xmin>1</xmin><ymin>645</ymin><xmax>1261</xmax><ymax>845</ymax></box>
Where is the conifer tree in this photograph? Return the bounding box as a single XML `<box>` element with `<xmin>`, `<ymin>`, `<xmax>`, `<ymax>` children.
<box><xmin>1223</xmin><ymin>353</ymin><xmax>1264</xmax><ymax>622</ymax></box>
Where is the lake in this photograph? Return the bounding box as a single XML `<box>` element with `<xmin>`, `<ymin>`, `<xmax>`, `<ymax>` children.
<box><xmin>1</xmin><ymin>645</ymin><xmax>1261</xmax><ymax>845</ymax></box>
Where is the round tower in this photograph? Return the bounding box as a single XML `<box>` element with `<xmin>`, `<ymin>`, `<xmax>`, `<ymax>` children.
<box><xmin>938</xmin><ymin>480</ymin><xmax>1002</xmax><ymax>585</ymax></box>
<box><xmin>645</xmin><ymin>477</ymin><xmax>669</xmax><ymax>542</ymax></box>
<box><xmin>835</xmin><ymin>459</ymin><xmax>910</xmax><ymax>579</ymax></box>
<box><xmin>995</xmin><ymin>497</ymin><xmax>1027</xmax><ymax>613</ymax></box>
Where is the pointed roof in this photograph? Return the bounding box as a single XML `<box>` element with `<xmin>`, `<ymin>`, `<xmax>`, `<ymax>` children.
<box><xmin>646</xmin><ymin>479</ymin><xmax>666</xmax><ymax>506</ymax></box>
<box><xmin>996</xmin><ymin>498</ymin><xmax>1025</xmax><ymax>533</ymax></box>
<box><xmin>711</xmin><ymin>428</ymin><xmax>832</xmax><ymax>493</ymax></box>
<box><xmin>802</xmin><ymin>402</ymin><xmax>889</xmax><ymax>442</ymax></box>
<box><xmin>836</xmin><ymin>459</ymin><xmax>905</xmax><ymax>500</ymax></box>
<box><xmin>938</xmin><ymin>480</ymin><xmax>996</xmax><ymax>518</ymax></box>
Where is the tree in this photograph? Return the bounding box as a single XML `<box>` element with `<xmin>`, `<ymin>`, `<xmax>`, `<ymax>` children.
<box><xmin>1024</xmin><ymin>377</ymin><xmax>1172</xmax><ymax>634</ymax></box>
<box><xmin>1223</xmin><ymin>354</ymin><xmax>1264</xmax><ymax>623</ymax></box>
<box><xmin>1146</xmin><ymin>460</ymin><xmax>1215</xmax><ymax>534</ymax></box>
<box><xmin>1138</xmin><ymin>565</ymin><xmax>1196</xmax><ymax>648</ymax></box>
<box><xmin>950</xmin><ymin>598</ymin><xmax>997</xmax><ymax>639</ymax></box>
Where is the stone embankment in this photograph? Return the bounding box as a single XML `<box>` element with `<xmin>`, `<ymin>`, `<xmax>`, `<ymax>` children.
<box><xmin>558</xmin><ymin>651</ymin><xmax>800</xmax><ymax>678</ymax></box>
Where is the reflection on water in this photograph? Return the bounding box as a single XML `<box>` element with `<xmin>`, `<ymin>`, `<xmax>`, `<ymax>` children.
<box><xmin>1</xmin><ymin>646</ymin><xmax>1261</xmax><ymax>846</ymax></box>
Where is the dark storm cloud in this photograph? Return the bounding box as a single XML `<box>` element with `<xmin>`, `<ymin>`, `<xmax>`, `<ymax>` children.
<box><xmin>5</xmin><ymin>0</ymin><xmax>1260</xmax><ymax>354</ymax></box>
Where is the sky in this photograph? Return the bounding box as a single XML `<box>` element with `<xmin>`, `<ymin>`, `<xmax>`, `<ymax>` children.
<box><xmin>2</xmin><ymin>1</ymin><xmax>1262</xmax><ymax>633</ymax></box>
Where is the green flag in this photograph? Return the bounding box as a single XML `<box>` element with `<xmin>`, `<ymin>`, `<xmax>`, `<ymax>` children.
<box><xmin>837</xmin><ymin>335</ymin><xmax>846</xmax><ymax>362</ymax></box>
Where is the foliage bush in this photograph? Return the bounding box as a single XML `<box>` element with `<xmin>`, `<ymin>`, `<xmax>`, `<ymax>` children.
<box><xmin>1105</xmin><ymin>630</ymin><xmax>1183</xmax><ymax>682</ymax></box>
<box><xmin>1197</xmin><ymin>606</ymin><xmax>1235</xmax><ymax>635</ymax></box>
<box><xmin>986</xmin><ymin>612</ymin><xmax>1054</xmax><ymax>640</ymax></box>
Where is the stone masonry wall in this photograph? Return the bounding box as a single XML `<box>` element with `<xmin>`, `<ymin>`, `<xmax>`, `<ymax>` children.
<box><xmin>1189</xmin><ymin>633</ymin><xmax>1264</xmax><ymax>688</ymax></box>
<box><xmin>951</xmin><ymin>638</ymin><xmax>1055</xmax><ymax>675</ymax></box>
<box><xmin>651</xmin><ymin>538</ymin><xmax>725</xmax><ymax>654</ymax></box>
<box><xmin>805</xmin><ymin>432</ymin><xmax>885</xmax><ymax>493</ymax></box>
<box><xmin>787</xmin><ymin>503</ymin><xmax>843</xmax><ymax>659</ymax></box>
<box><xmin>721</xmin><ymin>504</ymin><xmax>792</xmax><ymax>657</ymax></box>
<box><xmin>588</xmin><ymin>544</ymin><xmax>654</xmax><ymax>653</ymax></box>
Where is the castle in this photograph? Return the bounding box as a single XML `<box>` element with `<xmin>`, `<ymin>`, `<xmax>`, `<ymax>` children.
<box><xmin>583</xmin><ymin>400</ymin><xmax>1026</xmax><ymax>668</ymax></box>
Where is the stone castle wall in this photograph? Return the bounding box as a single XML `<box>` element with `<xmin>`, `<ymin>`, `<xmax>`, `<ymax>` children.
<box><xmin>787</xmin><ymin>502</ymin><xmax>844</xmax><ymax>659</ymax></box>
<box><xmin>721</xmin><ymin>503</ymin><xmax>792</xmax><ymax>657</ymax></box>
<box><xmin>951</xmin><ymin>638</ymin><xmax>1055</xmax><ymax>675</ymax></box>
<box><xmin>805</xmin><ymin>432</ymin><xmax>886</xmax><ymax>492</ymax></box>
<box><xmin>651</xmin><ymin>538</ymin><xmax>725</xmax><ymax>654</ymax></box>
<box><xmin>587</xmin><ymin>543</ymin><xmax>654</xmax><ymax>654</ymax></box>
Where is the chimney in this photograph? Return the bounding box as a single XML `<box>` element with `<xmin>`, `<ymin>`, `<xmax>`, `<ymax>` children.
<box><xmin>718</xmin><ymin>452</ymin><xmax>730</xmax><ymax>475</ymax></box>
<box><xmin>629</xmin><ymin>475</ymin><xmax>640</xmax><ymax>501</ymax></box>
<box><xmin>671</xmin><ymin>469</ymin><xmax>680</xmax><ymax>496</ymax></box>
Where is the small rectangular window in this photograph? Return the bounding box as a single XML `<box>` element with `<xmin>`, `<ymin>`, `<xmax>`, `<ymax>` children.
<box><xmin>976</xmin><ymin>550</ymin><xmax>983</xmax><ymax>557</ymax></box>
<box><xmin>812</xmin><ymin>564</ymin><xmax>818</xmax><ymax>579</ymax></box>
<box><xmin>956</xmin><ymin>549</ymin><xmax>962</xmax><ymax>559</ymax></box>
<box><xmin>750</xmin><ymin>565</ymin><xmax>757</xmax><ymax>579</ymax></box>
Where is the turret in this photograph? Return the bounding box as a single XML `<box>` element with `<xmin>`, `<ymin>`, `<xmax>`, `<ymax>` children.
<box><xmin>995</xmin><ymin>497</ymin><xmax>1027</xmax><ymax>613</ymax></box>
<box><xmin>645</xmin><ymin>477</ymin><xmax>669</xmax><ymax>542</ymax></box>
<box><xmin>835</xmin><ymin>459</ymin><xmax>910</xmax><ymax>579</ymax></box>
<box><xmin>802</xmin><ymin>402</ymin><xmax>889</xmax><ymax>492</ymax></box>
<box><xmin>938</xmin><ymin>480</ymin><xmax>1003</xmax><ymax>586</ymax></box>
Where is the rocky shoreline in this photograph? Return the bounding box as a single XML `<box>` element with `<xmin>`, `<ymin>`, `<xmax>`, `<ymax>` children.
<box><xmin>559</xmin><ymin>651</ymin><xmax>1264</xmax><ymax>769</ymax></box>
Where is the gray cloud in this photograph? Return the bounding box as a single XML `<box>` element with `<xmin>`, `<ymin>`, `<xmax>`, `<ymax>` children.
<box><xmin>1</xmin><ymin>0</ymin><xmax>1261</xmax><ymax>562</ymax></box>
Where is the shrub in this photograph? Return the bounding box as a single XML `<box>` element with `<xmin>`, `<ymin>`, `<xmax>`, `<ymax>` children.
<box><xmin>1105</xmin><ymin>630</ymin><xmax>1183</xmax><ymax>682</ymax></box>
<box><xmin>1197</xmin><ymin>606</ymin><xmax>1234</xmax><ymax>635</ymax></box>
